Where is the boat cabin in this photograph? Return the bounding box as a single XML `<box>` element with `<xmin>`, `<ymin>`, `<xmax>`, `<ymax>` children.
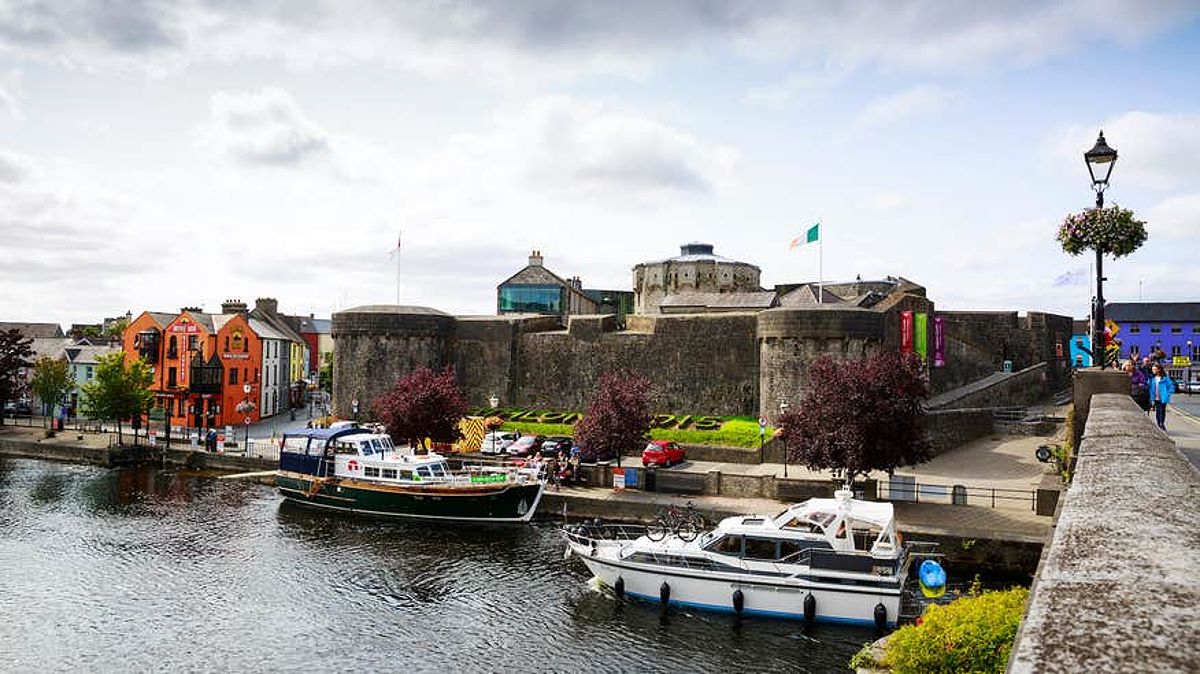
<box><xmin>280</xmin><ymin>427</ymin><xmax>374</xmax><ymax>476</ymax></box>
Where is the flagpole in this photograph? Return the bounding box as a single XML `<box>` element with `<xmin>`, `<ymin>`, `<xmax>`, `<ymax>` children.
<box><xmin>818</xmin><ymin>217</ymin><xmax>823</xmax><ymax>304</ymax></box>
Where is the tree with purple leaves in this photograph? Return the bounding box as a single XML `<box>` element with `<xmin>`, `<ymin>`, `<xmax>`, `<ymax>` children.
<box><xmin>778</xmin><ymin>351</ymin><xmax>931</xmax><ymax>484</ymax></box>
<box><xmin>574</xmin><ymin>371</ymin><xmax>652</xmax><ymax>466</ymax></box>
<box><xmin>373</xmin><ymin>366</ymin><xmax>468</xmax><ymax>450</ymax></box>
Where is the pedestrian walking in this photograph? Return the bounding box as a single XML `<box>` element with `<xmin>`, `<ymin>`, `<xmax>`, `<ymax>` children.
<box><xmin>1148</xmin><ymin>363</ymin><xmax>1176</xmax><ymax>431</ymax></box>
<box><xmin>1124</xmin><ymin>360</ymin><xmax>1150</xmax><ymax>412</ymax></box>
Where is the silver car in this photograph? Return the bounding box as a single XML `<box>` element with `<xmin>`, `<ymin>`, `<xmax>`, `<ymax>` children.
<box><xmin>481</xmin><ymin>431</ymin><xmax>519</xmax><ymax>455</ymax></box>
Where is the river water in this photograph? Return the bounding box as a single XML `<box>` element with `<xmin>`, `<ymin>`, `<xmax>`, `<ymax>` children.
<box><xmin>0</xmin><ymin>458</ymin><xmax>874</xmax><ymax>673</ymax></box>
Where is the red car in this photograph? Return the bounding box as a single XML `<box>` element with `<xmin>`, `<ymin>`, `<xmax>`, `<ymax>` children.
<box><xmin>642</xmin><ymin>440</ymin><xmax>685</xmax><ymax>467</ymax></box>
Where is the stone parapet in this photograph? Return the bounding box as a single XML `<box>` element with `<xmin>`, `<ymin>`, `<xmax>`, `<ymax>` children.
<box><xmin>1007</xmin><ymin>394</ymin><xmax>1199</xmax><ymax>673</ymax></box>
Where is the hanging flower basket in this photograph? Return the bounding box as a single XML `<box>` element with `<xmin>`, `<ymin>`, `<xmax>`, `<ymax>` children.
<box><xmin>1056</xmin><ymin>205</ymin><xmax>1147</xmax><ymax>258</ymax></box>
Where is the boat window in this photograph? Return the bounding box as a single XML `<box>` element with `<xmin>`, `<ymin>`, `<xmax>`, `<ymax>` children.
<box><xmin>381</xmin><ymin>437</ymin><xmax>394</xmax><ymax>450</ymax></box>
<box><xmin>282</xmin><ymin>436</ymin><xmax>309</xmax><ymax>453</ymax></box>
<box><xmin>416</xmin><ymin>466</ymin><xmax>432</xmax><ymax>478</ymax></box>
<box><xmin>334</xmin><ymin>441</ymin><xmax>358</xmax><ymax>455</ymax></box>
<box><xmin>432</xmin><ymin>463</ymin><xmax>448</xmax><ymax>477</ymax></box>
<box><xmin>364</xmin><ymin>466</ymin><xmax>380</xmax><ymax>478</ymax></box>
<box><xmin>709</xmin><ymin>535</ymin><xmax>743</xmax><ymax>555</ymax></box>
<box><xmin>370</xmin><ymin>438</ymin><xmax>383</xmax><ymax>452</ymax></box>
<box><xmin>381</xmin><ymin>468</ymin><xmax>397</xmax><ymax>479</ymax></box>
<box><xmin>359</xmin><ymin>441</ymin><xmax>374</xmax><ymax>456</ymax></box>
<box><xmin>780</xmin><ymin>538</ymin><xmax>832</xmax><ymax>561</ymax></box>
<box><xmin>743</xmin><ymin>537</ymin><xmax>778</xmax><ymax>560</ymax></box>
<box><xmin>400</xmin><ymin>470</ymin><xmax>413</xmax><ymax>480</ymax></box>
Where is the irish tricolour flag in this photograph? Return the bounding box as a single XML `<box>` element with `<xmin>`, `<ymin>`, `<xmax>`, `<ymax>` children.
<box><xmin>789</xmin><ymin>222</ymin><xmax>820</xmax><ymax>249</ymax></box>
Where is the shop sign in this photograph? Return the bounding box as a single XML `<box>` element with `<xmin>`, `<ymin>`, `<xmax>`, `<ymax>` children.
<box><xmin>612</xmin><ymin>468</ymin><xmax>626</xmax><ymax>491</ymax></box>
<box><xmin>223</xmin><ymin>353</ymin><xmax>251</xmax><ymax>360</ymax></box>
<box><xmin>1172</xmin><ymin>356</ymin><xmax>1192</xmax><ymax>367</ymax></box>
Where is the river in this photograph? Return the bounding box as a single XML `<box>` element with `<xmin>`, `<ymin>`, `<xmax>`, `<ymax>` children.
<box><xmin>0</xmin><ymin>457</ymin><xmax>874</xmax><ymax>673</ymax></box>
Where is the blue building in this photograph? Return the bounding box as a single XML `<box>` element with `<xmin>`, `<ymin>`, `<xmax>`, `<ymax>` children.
<box><xmin>1106</xmin><ymin>302</ymin><xmax>1199</xmax><ymax>385</ymax></box>
<box><xmin>1069</xmin><ymin>319</ymin><xmax>1092</xmax><ymax>368</ymax></box>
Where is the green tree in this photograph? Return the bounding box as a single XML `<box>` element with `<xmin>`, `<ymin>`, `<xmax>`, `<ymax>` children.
<box><xmin>318</xmin><ymin>352</ymin><xmax>333</xmax><ymax>393</ymax></box>
<box><xmin>30</xmin><ymin>356</ymin><xmax>73</xmax><ymax>421</ymax></box>
<box><xmin>105</xmin><ymin>318</ymin><xmax>129</xmax><ymax>341</ymax></box>
<box><xmin>81</xmin><ymin>353</ymin><xmax>154</xmax><ymax>445</ymax></box>
<box><xmin>0</xmin><ymin>329</ymin><xmax>35</xmax><ymax>426</ymax></box>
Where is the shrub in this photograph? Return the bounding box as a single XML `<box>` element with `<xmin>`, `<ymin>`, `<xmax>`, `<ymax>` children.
<box><xmin>880</xmin><ymin>587</ymin><xmax>1029</xmax><ymax>674</ymax></box>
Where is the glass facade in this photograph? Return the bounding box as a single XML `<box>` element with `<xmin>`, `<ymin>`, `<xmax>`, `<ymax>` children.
<box><xmin>498</xmin><ymin>284</ymin><xmax>564</xmax><ymax>314</ymax></box>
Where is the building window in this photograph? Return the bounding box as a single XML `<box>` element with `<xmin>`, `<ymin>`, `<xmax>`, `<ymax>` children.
<box><xmin>1128</xmin><ymin>325</ymin><xmax>1140</xmax><ymax>334</ymax></box>
<box><xmin>1193</xmin><ymin>326</ymin><xmax>1200</xmax><ymax>334</ymax></box>
<box><xmin>1130</xmin><ymin>345</ymin><xmax>1140</xmax><ymax>357</ymax></box>
<box><xmin>1172</xmin><ymin>346</ymin><xmax>1181</xmax><ymax>357</ymax></box>
<box><xmin>86</xmin><ymin>366</ymin><xmax>93</xmax><ymax>379</ymax></box>
<box><xmin>230</xmin><ymin>368</ymin><xmax>238</xmax><ymax>385</ymax></box>
<box><xmin>188</xmin><ymin>335</ymin><xmax>198</xmax><ymax>352</ymax></box>
<box><xmin>1171</xmin><ymin>326</ymin><xmax>1182</xmax><ymax>335</ymax></box>
<box><xmin>167</xmin><ymin>367</ymin><xmax>177</xmax><ymax>388</ymax></box>
<box><xmin>225</xmin><ymin>336</ymin><xmax>230</xmax><ymax>351</ymax></box>
<box><xmin>1150</xmin><ymin>326</ymin><xmax>1161</xmax><ymax>334</ymax></box>
<box><xmin>498</xmin><ymin>284</ymin><xmax>565</xmax><ymax>314</ymax></box>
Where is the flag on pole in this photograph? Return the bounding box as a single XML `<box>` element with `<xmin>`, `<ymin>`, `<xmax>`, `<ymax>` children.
<box><xmin>1052</xmin><ymin>268</ymin><xmax>1088</xmax><ymax>287</ymax></box>
<box><xmin>789</xmin><ymin>222</ymin><xmax>820</xmax><ymax>249</ymax></box>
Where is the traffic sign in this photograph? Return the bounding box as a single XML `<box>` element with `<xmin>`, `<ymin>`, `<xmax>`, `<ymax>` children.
<box><xmin>758</xmin><ymin>416</ymin><xmax>767</xmax><ymax>427</ymax></box>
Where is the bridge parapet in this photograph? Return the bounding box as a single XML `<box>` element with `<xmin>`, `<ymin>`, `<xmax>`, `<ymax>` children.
<box><xmin>1008</xmin><ymin>393</ymin><xmax>1198</xmax><ymax>673</ymax></box>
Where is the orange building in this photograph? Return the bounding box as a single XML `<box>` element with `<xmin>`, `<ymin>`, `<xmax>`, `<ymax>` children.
<box><xmin>124</xmin><ymin>308</ymin><xmax>266</xmax><ymax>432</ymax></box>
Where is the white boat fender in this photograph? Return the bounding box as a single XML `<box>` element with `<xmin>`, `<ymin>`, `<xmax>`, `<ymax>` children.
<box><xmin>803</xmin><ymin>593</ymin><xmax>816</xmax><ymax>626</ymax></box>
<box><xmin>614</xmin><ymin>576</ymin><xmax>625</xmax><ymax>599</ymax></box>
<box><xmin>732</xmin><ymin>589</ymin><xmax>744</xmax><ymax>614</ymax></box>
<box><xmin>659</xmin><ymin>582</ymin><xmax>671</xmax><ymax>612</ymax></box>
<box><xmin>873</xmin><ymin>603</ymin><xmax>887</xmax><ymax>631</ymax></box>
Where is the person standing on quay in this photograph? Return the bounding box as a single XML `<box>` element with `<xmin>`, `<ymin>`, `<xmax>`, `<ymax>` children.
<box><xmin>1149</xmin><ymin>363</ymin><xmax>1176</xmax><ymax>431</ymax></box>
<box><xmin>1125</xmin><ymin>360</ymin><xmax>1149</xmax><ymax>412</ymax></box>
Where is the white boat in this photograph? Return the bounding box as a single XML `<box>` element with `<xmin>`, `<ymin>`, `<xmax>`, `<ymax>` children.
<box><xmin>563</xmin><ymin>487</ymin><xmax>921</xmax><ymax>628</ymax></box>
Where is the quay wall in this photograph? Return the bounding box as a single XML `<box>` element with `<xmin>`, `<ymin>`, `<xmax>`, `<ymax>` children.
<box><xmin>1007</xmin><ymin>394</ymin><xmax>1199</xmax><ymax>673</ymax></box>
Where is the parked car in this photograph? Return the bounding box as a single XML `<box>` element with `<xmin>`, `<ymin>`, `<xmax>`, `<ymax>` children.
<box><xmin>642</xmin><ymin>440</ymin><xmax>685</xmax><ymax>467</ymax></box>
<box><xmin>481</xmin><ymin>431</ymin><xmax>519</xmax><ymax>455</ymax></box>
<box><xmin>3</xmin><ymin>401</ymin><xmax>33</xmax><ymax>417</ymax></box>
<box><xmin>540</xmin><ymin>436</ymin><xmax>573</xmax><ymax>458</ymax></box>
<box><xmin>506</xmin><ymin>434</ymin><xmax>545</xmax><ymax>458</ymax></box>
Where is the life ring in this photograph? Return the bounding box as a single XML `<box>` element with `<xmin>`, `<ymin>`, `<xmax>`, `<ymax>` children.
<box><xmin>347</xmin><ymin>459</ymin><xmax>358</xmax><ymax>472</ymax></box>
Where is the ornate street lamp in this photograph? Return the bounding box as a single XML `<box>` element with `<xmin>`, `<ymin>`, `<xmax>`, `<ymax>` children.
<box><xmin>488</xmin><ymin>394</ymin><xmax>499</xmax><ymax>409</ymax></box>
<box><xmin>1084</xmin><ymin>131</ymin><xmax>1118</xmax><ymax>368</ymax></box>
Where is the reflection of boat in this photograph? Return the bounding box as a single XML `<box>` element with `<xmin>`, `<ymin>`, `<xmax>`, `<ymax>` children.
<box><xmin>564</xmin><ymin>487</ymin><xmax>928</xmax><ymax>628</ymax></box>
<box><xmin>275</xmin><ymin>428</ymin><xmax>545</xmax><ymax>523</ymax></box>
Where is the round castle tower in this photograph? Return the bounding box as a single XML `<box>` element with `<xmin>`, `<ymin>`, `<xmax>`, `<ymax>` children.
<box><xmin>330</xmin><ymin>305</ymin><xmax>456</xmax><ymax>418</ymax></box>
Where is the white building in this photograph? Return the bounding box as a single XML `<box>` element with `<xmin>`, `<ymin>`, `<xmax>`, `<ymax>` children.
<box><xmin>250</xmin><ymin>318</ymin><xmax>286</xmax><ymax>418</ymax></box>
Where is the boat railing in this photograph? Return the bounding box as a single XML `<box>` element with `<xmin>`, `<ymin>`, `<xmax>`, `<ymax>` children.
<box><xmin>564</xmin><ymin>522</ymin><xmax>648</xmax><ymax>545</ymax></box>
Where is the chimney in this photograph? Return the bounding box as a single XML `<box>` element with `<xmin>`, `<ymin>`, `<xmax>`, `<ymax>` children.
<box><xmin>255</xmin><ymin>297</ymin><xmax>278</xmax><ymax>316</ymax></box>
<box><xmin>570</xmin><ymin>276</ymin><xmax>583</xmax><ymax>289</ymax></box>
<box><xmin>222</xmin><ymin>299</ymin><xmax>248</xmax><ymax>315</ymax></box>
<box><xmin>528</xmin><ymin>250</ymin><xmax>543</xmax><ymax>267</ymax></box>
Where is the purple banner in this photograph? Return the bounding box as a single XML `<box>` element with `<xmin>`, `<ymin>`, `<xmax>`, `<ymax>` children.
<box><xmin>933</xmin><ymin>316</ymin><xmax>945</xmax><ymax>368</ymax></box>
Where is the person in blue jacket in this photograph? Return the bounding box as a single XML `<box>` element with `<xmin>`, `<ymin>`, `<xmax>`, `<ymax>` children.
<box><xmin>1148</xmin><ymin>362</ymin><xmax>1176</xmax><ymax>431</ymax></box>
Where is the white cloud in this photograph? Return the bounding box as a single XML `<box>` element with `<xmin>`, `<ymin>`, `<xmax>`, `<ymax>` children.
<box><xmin>0</xmin><ymin>147</ymin><xmax>34</xmax><ymax>182</ymax></box>
<box><xmin>196</xmin><ymin>87</ymin><xmax>329</xmax><ymax>165</ymax></box>
<box><xmin>744</xmin><ymin>69</ymin><xmax>844</xmax><ymax>106</ymax></box>
<box><xmin>1049</xmin><ymin>112</ymin><xmax>1200</xmax><ymax>191</ymax></box>
<box><xmin>0</xmin><ymin>69</ymin><xmax>20</xmax><ymax>119</ymax></box>
<box><xmin>854</xmin><ymin>84</ymin><xmax>954</xmax><ymax>128</ymax></box>
<box><xmin>1145</xmin><ymin>194</ymin><xmax>1200</xmax><ymax>239</ymax></box>
<box><xmin>1</xmin><ymin>1</ymin><xmax>1193</xmax><ymax>82</ymax></box>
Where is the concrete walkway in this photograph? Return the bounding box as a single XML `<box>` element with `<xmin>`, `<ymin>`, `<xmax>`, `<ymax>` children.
<box><xmin>651</xmin><ymin>432</ymin><xmax>1057</xmax><ymax>491</ymax></box>
<box><xmin>1166</xmin><ymin>406</ymin><xmax>1200</xmax><ymax>470</ymax></box>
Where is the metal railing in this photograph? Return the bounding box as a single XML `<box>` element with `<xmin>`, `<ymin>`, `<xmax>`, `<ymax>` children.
<box><xmin>879</xmin><ymin>479</ymin><xmax>1037</xmax><ymax>511</ymax></box>
<box><xmin>243</xmin><ymin>439</ymin><xmax>281</xmax><ymax>461</ymax></box>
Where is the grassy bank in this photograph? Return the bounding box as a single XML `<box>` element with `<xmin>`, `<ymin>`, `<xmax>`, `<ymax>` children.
<box><xmin>500</xmin><ymin>416</ymin><xmax>771</xmax><ymax>449</ymax></box>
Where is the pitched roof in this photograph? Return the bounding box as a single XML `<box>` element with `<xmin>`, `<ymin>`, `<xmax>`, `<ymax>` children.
<box><xmin>1106</xmin><ymin>302</ymin><xmax>1200</xmax><ymax>323</ymax></box>
<box><xmin>64</xmin><ymin>344</ymin><xmax>120</xmax><ymax>364</ymax></box>
<box><xmin>248</xmin><ymin>317</ymin><xmax>289</xmax><ymax>341</ymax></box>
<box><xmin>777</xmin><ymin>284</ymin><xmax>847</xmax><ymax>307</ymax></box>
<box><xmin>0</xmin><ymin>322</ymin><xmax>64</xmax><ymax>338</ymax></box>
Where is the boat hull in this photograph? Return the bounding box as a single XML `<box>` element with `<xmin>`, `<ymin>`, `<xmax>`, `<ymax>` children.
<box><xmin>571</xmin><ymin>545</ymin><xmax>901</xmax><ymax>627</ymax></box>
<box><xmin>276</xmin><ymin>472</ymin><xmax>545</xmax><ymax>523</ymax></box>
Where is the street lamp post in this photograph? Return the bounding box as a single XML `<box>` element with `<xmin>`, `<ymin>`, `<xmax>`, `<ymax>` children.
<box><xmin>237</xmin><ymin>382</ymin><xmax>255</xmax><ymax>447</ymax></box>
<box><xmin>488</xmin><ymin>394</ymin><xmax>499</xmax><ymax>409</ymax></box>
<box><xmin>1188</xmin><ymin>339</ymin><xmax>1194</xmax><ymax>395</ymax></box>
<box><xmin>1084</xmin><ymin>131</ymin><xmax>1118</xmax><ymax>368</ymax></box>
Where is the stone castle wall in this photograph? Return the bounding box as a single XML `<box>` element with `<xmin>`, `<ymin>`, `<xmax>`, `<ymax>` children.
<box><xmin>332</xmin><ymin>303</ymin><xmax>1071</xmax><ymax>420</ymax></box>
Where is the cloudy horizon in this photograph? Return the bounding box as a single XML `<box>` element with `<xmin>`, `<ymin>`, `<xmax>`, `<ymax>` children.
<box><xmin>1</xmin><ymin>1</ymin><xmax>1198</xmax><ymax>327</ymax></box>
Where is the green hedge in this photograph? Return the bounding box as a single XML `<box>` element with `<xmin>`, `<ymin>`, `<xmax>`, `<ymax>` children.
<box><xmin>856</xmin><ymin>587</ymin><xmax>1029</xmax><ymax>674</ymax></box>
<box><xmin>499</xmin><ymin>416</ymin><xmax>771</xmax><ymax>449</ymax></box>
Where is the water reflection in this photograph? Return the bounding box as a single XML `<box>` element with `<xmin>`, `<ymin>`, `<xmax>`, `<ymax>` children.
<box><xmin>0</xmin><ymin>458</ymin><xmax>870</xmax><ymax>673</ymax></box>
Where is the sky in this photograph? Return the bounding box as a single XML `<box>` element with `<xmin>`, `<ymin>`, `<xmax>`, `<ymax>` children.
<box><xmin>1</xmin><ymin>1</ymin><xmax>1198</xmax><ymax>327</ymax></box>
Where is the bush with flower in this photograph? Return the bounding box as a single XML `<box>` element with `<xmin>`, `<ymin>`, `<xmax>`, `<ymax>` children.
<box><xmin>1056</xmin><ymin>205</ymin><xmax>1147</xmax><ymax>257</ymax></box>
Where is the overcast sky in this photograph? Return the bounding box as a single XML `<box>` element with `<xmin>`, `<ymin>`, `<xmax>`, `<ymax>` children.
<box><xmin>1</xmin><ymin>1</ymin><xmax>1198</xmax><ymax>326</ymax></box>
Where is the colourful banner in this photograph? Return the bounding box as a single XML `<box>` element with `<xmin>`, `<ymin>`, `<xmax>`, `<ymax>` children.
<box><xmin>914</xmin><ymin>313</ymin><xmax>928</xmax><ymax>362</ymax></box>
<box><xmin>900</xmin><ymin>311</ymin><xmax>913</xmax><ymax>354</ymax></box>
<box><xmin>934</xmin><ymin>316</ymin><xmax>945</xmax><ymax>367</ymax></box>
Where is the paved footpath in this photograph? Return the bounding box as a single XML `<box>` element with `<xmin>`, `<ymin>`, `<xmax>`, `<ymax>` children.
<box><xmin>1166</xmin><ymin>405</ymin><xmax>1200</xmax><ymax>470</ymax></box>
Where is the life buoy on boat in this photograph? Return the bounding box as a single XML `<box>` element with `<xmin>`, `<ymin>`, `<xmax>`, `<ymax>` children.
<box><xmin>614</xmin><ymin>576</ymin><xmax>625</xmax><ymax>599</ymax></box>
<box><xmin>732</xmin><ymin>589</ymin><xmax>745</xmax><ymax>614</ymax></box>
<box><xmin>803</xmin><ymin>593</ymin><xmax>816</xmax><ymax>626</ymax></box>
<box><xmin>347</xmin><ymin>459</ymin><xmax>358</xmax><ymax>473</ymax></box>
<box><xmin>659</xmin><ymin>582</ymin><xmax>671</xmax><ymax>612</ymax></box>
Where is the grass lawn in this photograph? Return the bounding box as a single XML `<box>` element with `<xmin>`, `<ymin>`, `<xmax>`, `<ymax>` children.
<box><xmin>500</xmin><ymin>416</ymin><xmax>773</xmax><ymax>449</ymax></box>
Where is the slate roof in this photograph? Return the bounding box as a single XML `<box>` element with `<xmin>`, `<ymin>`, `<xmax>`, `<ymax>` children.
<box><xmin>777</xmin><ymin>284</ymin><xmax>847</xmax><ymax>307</ymax></box>
<box><xmin>0</xmin><ymin>322</ymin><xmax>64</xmax><ymax>338</ymax></box>
<box><xmin>1106</xmin><ymin>302</ymin><xmax>1200</xmax><ymax>323</ymax></box>
<box><xmin>64</xmin><ymin>344</ymin><xmax>119</xmax><ymax>364</ymax></box>
<box><xmin>659</xmin><ymin>292</ymin><xmax>777</xmax><ymax>310</ymax></box>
